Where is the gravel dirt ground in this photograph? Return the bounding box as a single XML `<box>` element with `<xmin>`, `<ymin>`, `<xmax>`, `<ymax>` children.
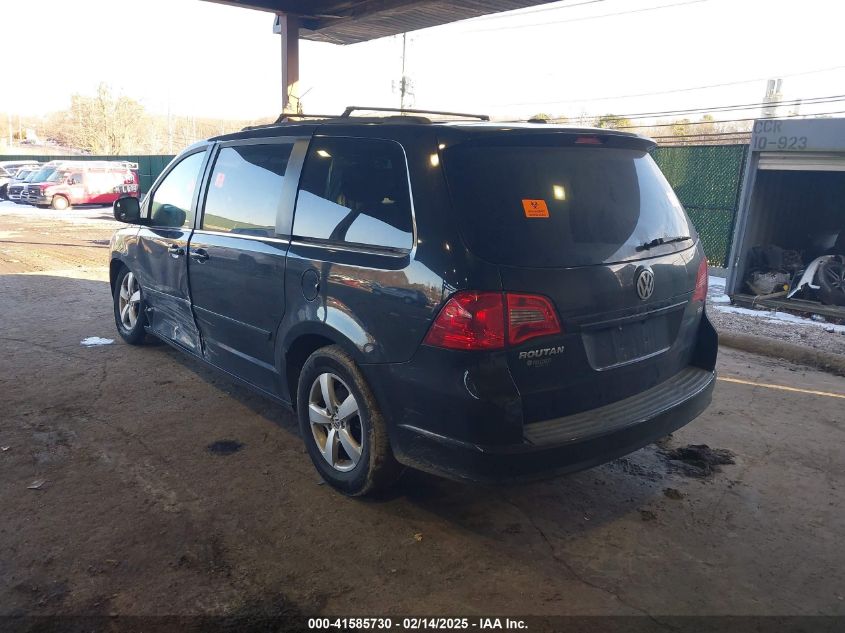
<box><xmin>1</xmin><ymin>201</ymin><xmax>844</xmax><ymax>626</ymax></box>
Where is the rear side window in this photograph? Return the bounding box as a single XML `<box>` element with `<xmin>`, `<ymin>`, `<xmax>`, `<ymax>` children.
<box><xmin>202</xmin><ymin>143</ymin><xmax>293</xmax><ymax>237</ymax></box>
<box><xmin>443</xmin><ymin>145</ymin><xmax>694</xmax><ymax>267</ymax></box>
<box><xmin>293</xmin><ymin>137</ymin><xmax>413</xmax><ymax>251</ymax></box>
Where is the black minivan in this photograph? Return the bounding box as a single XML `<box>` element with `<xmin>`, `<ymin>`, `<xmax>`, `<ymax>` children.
<box><xmin>110</xmin><ymin>109</ymin><xmax>717</xmax><ymax>495</ymax></box>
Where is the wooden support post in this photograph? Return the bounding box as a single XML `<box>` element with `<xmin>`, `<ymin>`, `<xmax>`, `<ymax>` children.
<box><xmin>278</xmin><ymin>13</ymin><xmax>300</xmax><ymax>114</ymax></box>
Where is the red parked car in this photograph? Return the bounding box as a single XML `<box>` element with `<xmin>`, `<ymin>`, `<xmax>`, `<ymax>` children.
<box><xmin>25</xmin><ymin>161</ymin><xmax>140</xmax><ymax>210</ymax></box>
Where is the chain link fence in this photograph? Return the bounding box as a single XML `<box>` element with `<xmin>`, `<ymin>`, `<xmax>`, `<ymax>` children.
<box><xmin>652</xmin><ymin>144</ymin><xmax>748</xmax><ymax>267</ymax></box>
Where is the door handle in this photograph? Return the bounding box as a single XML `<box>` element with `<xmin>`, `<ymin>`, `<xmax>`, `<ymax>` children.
<box><xmin>190</xmin><ymin>248</ymin><xmax>209</xmax><ymax>262</ymax></box>
<box><xmin>167</xmin><ymin>244</ymin><xmax>185</xmax><ymax>258</ymax></box>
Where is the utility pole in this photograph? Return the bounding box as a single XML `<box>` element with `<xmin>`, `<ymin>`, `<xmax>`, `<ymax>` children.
<box><xmin>167</xmin><ymin>92</ymin><xmax>173</xmax><ymax>154</ymax></box>
<box><xmin>395</xmin><ymin>33</ymin><xmax>413</xmax><ymax>110</ymax></box>
<box><xmin>400</xmin><ymin>33</ymin><xmax>407</xmax><ymax>110</ymax></box>
<box><xmin>7</xmin><ymin>112</ymin><xmax>12</xmax><ymax>147</ymax></box>
<box><xmin>761</xmin><ymin>79</ymin><xmax>783</xmax><ymax>118</ymax></box>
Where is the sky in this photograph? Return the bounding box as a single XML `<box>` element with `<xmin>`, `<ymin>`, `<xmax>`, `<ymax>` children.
<box><xmin>2</xmin><ymin>0</ymin><xmax>844</xmax><ymax>125</ymax></box>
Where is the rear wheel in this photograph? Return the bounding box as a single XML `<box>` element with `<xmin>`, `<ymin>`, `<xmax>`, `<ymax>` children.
<box><xmin>297</xmin><ymin>345</ymin><xmax>399</xmax><ymax>496</ymax></box>
<box><xmin>113</xmin><ymin>267</ymin><xmax>147</xmax><ymax>345</ymax></box>
<box><xmin>51</xmin><ymin>195</ymin><xmax>69</xmax><ymax>211</ymax></box>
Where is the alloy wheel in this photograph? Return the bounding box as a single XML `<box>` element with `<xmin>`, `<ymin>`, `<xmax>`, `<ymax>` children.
<box><xmin>119</xmin><ymin>272</ymin><xmax>141</xmax><ymax>330</ymax></box>
<box><xmin>308</xmin><ymin>372</ymin><xmax>363</xmax><ymax>472</ymax></box>
<box><xmin>823</xmin><ymin>263</ymin><xmax>845</xmax><ymax>291</ymax></box>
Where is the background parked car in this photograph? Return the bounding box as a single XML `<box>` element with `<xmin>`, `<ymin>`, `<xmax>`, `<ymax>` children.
<box><xmin>0</xmin><ymin>162</ymin><xmax>42</xmax><ymax>200</ymax></box>
<box><xmin>25</xmin><ymin>161</ymin><xmax>140</xmax><ymax>210</ymax></box>
<box><xmin>0</xmin><ymin>167</ymin><xmax>13</xmax><ymax>197</ymax></box>
<box><xmin>6</xmin><ymin>168</ymin><xmax>43</xmax><ymax>203</ymax></box>
<box><xmin>0</xmin><ymin>159</ymin><xmax>40</xmax><ymax>173</ymax></box>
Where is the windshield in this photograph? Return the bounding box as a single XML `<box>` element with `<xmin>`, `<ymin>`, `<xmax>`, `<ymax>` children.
<box><xmin>443</xmin><ymin>145</ymin><xmax>695</xmax><ymax>268</ymax></box>
<box><xmin>28</xmin><ymin>167</ymin><xmax>57</xmax><ymax>183</ymax></box>
<box><xmin>45</xmin><ymin>170</ymin><xmax>69</xmax><ymax>183</ymax></box>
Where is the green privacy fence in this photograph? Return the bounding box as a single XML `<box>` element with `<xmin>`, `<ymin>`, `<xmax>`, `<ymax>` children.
<box><xmin>652</xmin><ymin>144</ymin><xmax>748</xmax><ymax>267</ymax></box>
<box><xmin>6</xmin><ymin>145</ymin><xmax>749</xmax><ymax>267</ymax></box>
<box><xmin>2</xmin><ymin>154</ymin><xmax>175</xmax><ymax>194</ymax></box>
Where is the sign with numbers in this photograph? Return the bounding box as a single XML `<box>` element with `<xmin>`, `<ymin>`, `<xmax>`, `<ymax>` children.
<box><xmin>751</xmin><ymin>118</ymin><xmax>845</xmax><ymax>152</ymax></box>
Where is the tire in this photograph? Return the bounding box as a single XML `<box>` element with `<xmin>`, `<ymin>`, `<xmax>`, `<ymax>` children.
<box><xmin>297</xmin><ymin>345</ymin><xmax>399</xmax><ymax>496</ymax></box>
<box><xmin>113</xmin><ymin>266</ymin><xmax>148</xmax><ymax>345</ymax></box>
<box><xmin>818</xmin><ymin>260</ymin><xmax>845</xmax><ymax>306</ymax></box>
<box><xmin>51</xmin><ymin>195</ymin><xmax>69</xmax><ymax>211</ymax></box>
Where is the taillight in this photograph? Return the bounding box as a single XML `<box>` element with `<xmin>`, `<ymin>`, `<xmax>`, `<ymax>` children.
<box><xmin>423</xmin><ymin>291</ymin><xmax>562</xmax><ymax>350</ymax></box>
<box><xmin>423</xmin><ymin>291</ymin><xmax>505</xmax><ymax>350</ymax></box>
<box><xmin>506</xmin><ymin>293</ymin><xmax>561</xmax><ymax>345</ymax></box>
<box><xmin>692</xmin><ymin>257</ymin><xmax>708</xmax><ymax>302</ymax></box>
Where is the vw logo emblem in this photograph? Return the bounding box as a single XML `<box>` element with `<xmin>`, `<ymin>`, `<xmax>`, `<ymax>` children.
<box><xmin>636</xmin><ymin>268</ymin><xmax>655</xmax><ymax>301</ymax></box>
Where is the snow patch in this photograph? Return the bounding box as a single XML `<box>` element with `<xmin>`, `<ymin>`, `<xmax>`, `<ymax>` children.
<box><xmin>707</xmin><ymin>275</ymin><xmax>731</xmax><ymax>304</ymax></box>
<box><xmin>715</xmin><ymin>306</ymin><xmax>845</xmax><ymax>333</ymax></box>
<box><xmin>81</xmin><ymin>337</ymin><xmax>114</xmax><ymax>347</ymax></box>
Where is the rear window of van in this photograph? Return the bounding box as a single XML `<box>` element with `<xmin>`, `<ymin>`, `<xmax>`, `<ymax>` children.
<box><xmin>442</xmin><ymin>145</ymin><xmax>694</xmax><ymax>268</ymax></box>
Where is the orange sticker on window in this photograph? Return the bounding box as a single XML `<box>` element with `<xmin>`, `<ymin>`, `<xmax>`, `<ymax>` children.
<box><xmin>522</xmin><ymin>199</ymin><xmax>549</xmax><ymax>218</ymax></box>
<box><xmin>214</xmin><ymin>172</ymin><xmax>226</xmax><ymax>188</ymax></box>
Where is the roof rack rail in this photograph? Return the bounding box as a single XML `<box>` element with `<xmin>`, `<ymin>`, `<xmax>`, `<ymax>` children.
<box><xmin>274</xmin><ymin>112</ymin><xmax>339</xmax><ymax>123</ymax></box>
<box><xmin>240</xmin><ymin>112</ymin><xmax>337</xmax><ymax>131</ymax></box>
<box><xmin>341</xmin><ymin>106</ymin><xmax>490</xmax><ymax>121</ymax></box>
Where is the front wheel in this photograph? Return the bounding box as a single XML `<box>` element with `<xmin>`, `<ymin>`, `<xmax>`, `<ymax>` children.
<box><xmin>51</xmin><ymin>195</ymin><xmax>69</xmax><ymax>210</ymax></box>
<box><xmin>113</xmin><ymin>267</ymin><xmax>147</xmax><ymax>345</ymax></box>
<box><xmin>297</xmin><ymin>345</ymin><xmax>399</xmax><ymax>496</ymax></box>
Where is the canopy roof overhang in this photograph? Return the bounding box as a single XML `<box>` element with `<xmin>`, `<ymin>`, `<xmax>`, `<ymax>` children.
<box><xmin>201</xmin><ymin>0</ymin><xmax>559</xmax><ymax>44</ymax></box>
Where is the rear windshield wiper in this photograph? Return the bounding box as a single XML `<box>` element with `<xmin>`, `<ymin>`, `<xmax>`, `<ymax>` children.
<box><xmin>636</xmin><ymin>235</ymin><xmax>691</xmax><ymax>251</ymax></box>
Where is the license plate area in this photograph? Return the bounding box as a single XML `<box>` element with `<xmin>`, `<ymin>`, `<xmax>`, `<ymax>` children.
<box><xmin>582</xmin><ymin>309</ymin><xmax>684</xmax><ymax>371</ymax></box>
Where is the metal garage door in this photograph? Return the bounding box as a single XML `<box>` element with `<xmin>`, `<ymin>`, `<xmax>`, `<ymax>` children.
<box><xmin>758</xmin><ymin>151</ymin><xmax>845</xmax><ymax>171</ymax></box>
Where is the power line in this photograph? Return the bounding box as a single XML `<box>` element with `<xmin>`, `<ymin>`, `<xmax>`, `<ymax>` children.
<box><xmin>472</xmin><ymin>0</ymin><xmax>609</xmax><ymax>22</ymax></box>
<box><xmin>466</xmin><ymin>0</ymin><xmax>708</xmax><ymax>33</ymax></box>
<box><xmin>598</xmin><ymin>94</ymin><xmax>845</xmax><ymax>121</ymax></box>
<box><xmin>495</xmin><ymin>64</ymin><xmax>845</xmax><ymax>108</ymax></box>
<box><xmin>617</xmin><ymin>108</ymin><xmax>845</xmax><ymax>130</ymax></box>
<box><xmin>652</xmin><ymin>131</ymin><xmax>752</xmax><ymax>139</ymax></box>
<box><xmin>650</xmin><ymin>111</ymin><xmax>845</xmax><ymax>139</ymax></box>
<box><xmin>655</xmin><ymin>132</ymin><xmax>752</xmax><ymax>139</ymax></box>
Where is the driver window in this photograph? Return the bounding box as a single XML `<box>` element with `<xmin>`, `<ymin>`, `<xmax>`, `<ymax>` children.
<box><xmin>149</xmin><ymin>151</ymin><xmax>206</xmax><ymax>228</ymax></box>
<box><xmin>69</xmin><ymin>172</ymin><xmax>83</xmax><ymax>185</ymax></box>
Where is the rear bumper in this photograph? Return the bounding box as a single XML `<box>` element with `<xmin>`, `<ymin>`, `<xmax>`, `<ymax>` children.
<box><xmin>388</xmin><ymin>367</ymin><xmax>715</xmax><ymax>483</ymax></box>
<box><xmin>362</xmin><ymin>310</ymin><xmax>718</xmax><ymax>483</ymax></box>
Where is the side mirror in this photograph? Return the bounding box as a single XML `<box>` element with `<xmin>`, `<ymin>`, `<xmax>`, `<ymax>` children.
<box><xmin>113</xmin><ymin>196</ymin><xmax>142</xmax><ymax>224</ymax></box>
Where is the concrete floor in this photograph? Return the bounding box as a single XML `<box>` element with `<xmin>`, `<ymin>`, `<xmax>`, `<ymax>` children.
<box><xmin>1</xmin><ymin>202</ymin><xmax>844</xmax><ymax>624</ymax></box>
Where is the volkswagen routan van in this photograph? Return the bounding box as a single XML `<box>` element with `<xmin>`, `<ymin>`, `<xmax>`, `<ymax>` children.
<box><xmin>109</xmin><ymin>109</ymin><xmax>717</xmax><ymax>495</ymax></box>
